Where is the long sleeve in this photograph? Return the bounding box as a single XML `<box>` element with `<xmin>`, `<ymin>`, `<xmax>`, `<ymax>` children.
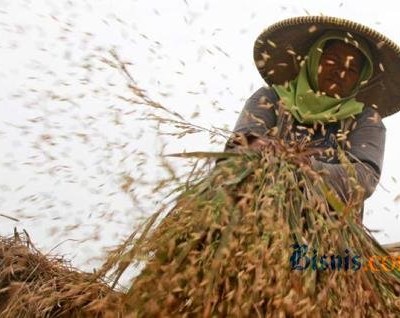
<box><xmin>311</xmin><ymin>106</ymin><xmax>386</xmax><ymax>200</ymax></box>
<box><xmin>224</xmin><ymin>86</ymin><xmax>278</xmax><ymax>152</ymax></box>
<box><xmin>221</xmin><ymin>88</ymin><xmax>386</xmax><ymax>202</ymax></box>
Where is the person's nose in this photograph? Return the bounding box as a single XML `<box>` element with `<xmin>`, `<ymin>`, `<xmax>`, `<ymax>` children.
<box><xmin>332</xmin><ymin>64</ymin><xmax>347</xmax><ymax>79</ymax></box>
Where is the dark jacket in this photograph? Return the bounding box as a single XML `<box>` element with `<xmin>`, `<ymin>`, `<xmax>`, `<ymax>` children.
<box><xmin>223</xmin><ymin>86</ymin><xmax>386</xmax><ymax>203</ymax></box>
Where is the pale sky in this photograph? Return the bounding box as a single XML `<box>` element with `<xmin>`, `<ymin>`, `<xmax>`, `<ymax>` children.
<box><xmin>1</xmin><ymin>0</ymin><xmax>399</xmax><ymax>271</ymax></box>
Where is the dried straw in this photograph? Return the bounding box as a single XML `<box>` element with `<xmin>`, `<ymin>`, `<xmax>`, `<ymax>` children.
<box><xmin>102</xmin><ymin>141</ymin><xmax>400</xmax><ymax>317</ymax></box>
<box><xmin>0</xmin><ymin>231</ymin><xmax>124</xmax><ymax>318</ymax></box>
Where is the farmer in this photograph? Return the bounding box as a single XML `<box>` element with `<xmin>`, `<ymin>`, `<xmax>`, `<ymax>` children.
<box><xmin>223</xmin><ymin>16</ymin><xmax>400</xmax><ymax>221</ymax></box>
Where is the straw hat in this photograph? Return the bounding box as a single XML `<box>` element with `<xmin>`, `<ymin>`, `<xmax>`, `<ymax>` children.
<box><xmin>253</xmin><ymin>16</ymin><xmax>400</xmax><ymax>118</ymax></box>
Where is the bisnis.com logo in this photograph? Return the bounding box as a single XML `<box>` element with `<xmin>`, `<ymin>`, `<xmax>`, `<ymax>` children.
<box><xmin>289</xmin><ymin>243</ymin><xmax>400</xmax><ymax>272</ymax></box>
<box><xmin>290</xmin><ymin>243</ymin><xmax>361</xmax><ymax>271</ymax></box>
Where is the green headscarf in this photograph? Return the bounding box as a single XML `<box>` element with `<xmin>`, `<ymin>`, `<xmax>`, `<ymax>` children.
<box><xmin>272</xmin><ymin>31</ymin><xmax>374</xmax><ymax>124</ymax></box>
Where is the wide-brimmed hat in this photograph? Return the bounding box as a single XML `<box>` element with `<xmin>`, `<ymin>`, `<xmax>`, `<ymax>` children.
<box><xmin>253</xmin><ymin>16</ymin><xmax>400</xmax><ymax>118</ymax></box>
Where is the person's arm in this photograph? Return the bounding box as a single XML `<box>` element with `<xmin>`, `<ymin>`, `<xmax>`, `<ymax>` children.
<box><xmin>311</xmin><ymin>107</ymin><xmax>386</xmax><ymax>200</ymax></box>
<box><xmin>223</xmin><ymin>86</ymin><xmax>278</xmax><ymax>152</ymax></box>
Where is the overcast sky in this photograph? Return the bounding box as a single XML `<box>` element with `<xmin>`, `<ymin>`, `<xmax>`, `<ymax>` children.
<box><xmin>1</xmin><ymin>0</ymin><xmax>400</xmax><ymax>271</ymax></box>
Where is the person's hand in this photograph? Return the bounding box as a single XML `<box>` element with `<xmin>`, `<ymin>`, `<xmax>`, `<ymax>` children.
<box><xmin>247</xmin><ymin>136</ymin><xmax>270</xmax><ymax>152</ymax></box>
<box><xmin>299</xmin><ymin>156</ymin><xmax>324</xmax><ymax>182</ymax></box>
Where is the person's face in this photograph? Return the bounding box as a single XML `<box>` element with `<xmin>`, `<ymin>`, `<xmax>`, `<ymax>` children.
<box><xmin>317</xmin><ymin>41</ymin><xmax>365</xmax><ymax>98</ymax></box>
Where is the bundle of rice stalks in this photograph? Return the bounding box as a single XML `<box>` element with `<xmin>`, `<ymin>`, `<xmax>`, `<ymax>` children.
<box><xmin>0</xmin><ymin>231</ymin><xmax>124</xmax><ymax>318</ymax></box>
<box><xmin>103</xmin><ymin>141</ymin><xmax>400</xmax><ymax>317</ymax></box>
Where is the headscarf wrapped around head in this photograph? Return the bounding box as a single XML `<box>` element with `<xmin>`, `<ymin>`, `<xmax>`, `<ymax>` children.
<box><xmin>272</xmin><ymin>31</ymin><xmax>374</xmax><ymax>124</ymax></box>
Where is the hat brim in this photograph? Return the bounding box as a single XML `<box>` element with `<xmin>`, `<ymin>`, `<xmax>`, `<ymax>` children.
<box><xmin>254</xmin><ymin>16</ymin><xmax>400</xmax><ymax>118</ymax></box>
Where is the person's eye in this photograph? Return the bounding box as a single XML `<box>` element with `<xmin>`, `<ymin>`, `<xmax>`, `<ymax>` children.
<box><xmin>324</xmin><ymin>59</ymin><xmax>336</xmax><ymax>65</ymax></box>
<box><xmin>324</xmin><ymin>55</ymin><xmax>339</xmax><ymax>64</ymax></box>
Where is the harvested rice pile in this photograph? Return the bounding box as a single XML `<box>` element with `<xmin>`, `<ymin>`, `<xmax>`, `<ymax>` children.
<box><xmin>0</xmin><ymin>232</ymin><xmax>124</xmax><ymax>318</ymax></box>
<box><xmin>101</xmin><ymin>141</ymin><xmax>400</xmax><ymax>317</ymax></box>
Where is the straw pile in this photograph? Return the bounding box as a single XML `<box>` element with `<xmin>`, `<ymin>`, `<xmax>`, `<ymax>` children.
<box><xmin>98</xmin><ymin>140</ymin><xmax>400</xmax><ymax>317</ymax></box>
<box><xmin>0</xmin><ymin>231</ymin><xmax>124</xmax><ymax>318</ymax></box>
